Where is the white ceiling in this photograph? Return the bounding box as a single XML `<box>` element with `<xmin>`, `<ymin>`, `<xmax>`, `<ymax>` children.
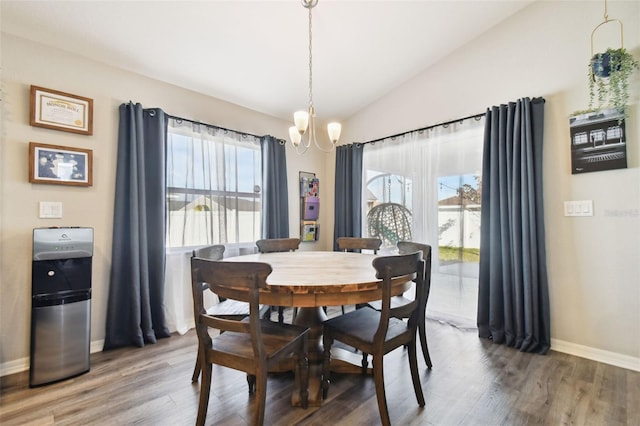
<box><xmin>1</xmin><ymin>0</ymin><xmax>534</xmax><ymax>122</ymax></box>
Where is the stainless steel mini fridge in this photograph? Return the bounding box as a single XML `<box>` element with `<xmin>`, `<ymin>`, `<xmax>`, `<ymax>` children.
<box><xmin>30</xmin><ymin>227</ymin><xmax>93</xmax><ymax>387</ymax></box>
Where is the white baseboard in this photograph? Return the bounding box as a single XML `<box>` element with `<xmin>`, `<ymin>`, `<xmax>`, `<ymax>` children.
<box><xmin>0</xmin><ymin>339</ymin><xmax>105</xmax><ymax>377</ymax></box>
<box><xmin>551</xmin><ymin>338</ymin><xmax>640</xmax><ymax>372</ymax></box>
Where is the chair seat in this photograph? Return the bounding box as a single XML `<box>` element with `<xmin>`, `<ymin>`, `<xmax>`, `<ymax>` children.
<box><xmin>323</xmin><ymin>306</ymin><xmax>410</xmax><ymax>351</ymax></box>
<box><xmin>210</xmin><ymin>319</ymin><xmax>309</xmax><ymax>365</ymax></box>
<box><xmin>207</xmin><ymin>299</ymin><xmax>270</xmax><ymax>320</ymax></box>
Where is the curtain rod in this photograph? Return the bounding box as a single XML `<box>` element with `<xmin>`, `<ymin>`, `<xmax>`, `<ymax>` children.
<box><xmin>167</xmin><ymin>114</ymin><xmax>286</xmax><ymax>144</ymax></box>
<box><xmin>360</xmin><ymin>112</ymin><xmax>485</xmax><ymax>146</ymax></box>
<box><xmin>167</xmin><ymin>114</ymin><xmax>263</xmax><ymax>139</ymax></box>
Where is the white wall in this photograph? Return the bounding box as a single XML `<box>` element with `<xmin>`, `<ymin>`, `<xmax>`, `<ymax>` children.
<box><xmin>0</xmin><ymin>33</ymin><xmax>326</xmax><ymax>372</ymax></box>
<box><xmin>334</xmin><ymin>0</ymin><xmax>639</xmax><ymax>367</ymax></box>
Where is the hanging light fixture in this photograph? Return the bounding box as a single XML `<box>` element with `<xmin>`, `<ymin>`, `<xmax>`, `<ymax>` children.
<box><xmin>289</xmin><ymin>0</ymin><xmax>341</xmax><ymax>154</ymax></box>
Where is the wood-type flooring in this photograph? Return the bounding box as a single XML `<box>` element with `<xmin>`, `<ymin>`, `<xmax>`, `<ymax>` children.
<box><xmin>1</xmin><ymin>309</ymin><xmax>639</xmax><ymax>425</ymax></box>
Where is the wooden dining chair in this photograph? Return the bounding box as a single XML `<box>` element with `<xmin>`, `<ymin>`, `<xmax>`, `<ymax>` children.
<box><xmin>336</xmin><ymin>237</ymin><xmax>382</xmax><ymax>254</ymax></box>
<box><xmin>336</xmin><ymin>237</ymin><xmax>382</xmax><ymax>312</ymax></box>
<box><xmin>366</xmin><ymin>241</ymin><xmax>433</xmax><ymax>368</ymax></box>
<box><xmin>321</xmin><ymin>251</ymin><xmax>426</xmax><ymax>426</ymax></box>
<box><xmin>191</xmin><ymin>245</ymin><xmax>270</xmax><ymax>382</ymax></box>
<box><xmin>191</xmin><ymin>258</ymin><xmax>309</xmax><ymax>426</ymax></box>
<box><xmin>256</xmin><ymin>237</ymin><xmax>301</xmax><ymax>323</ymax></box>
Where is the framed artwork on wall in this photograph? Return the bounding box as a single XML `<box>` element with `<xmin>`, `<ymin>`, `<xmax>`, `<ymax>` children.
<box><xmin>29</xmin><ymin>142</ymin><xmax>93</xmax><ymax>187</ymax></box>
<box><xmin>30</xmin><ymin>85</ymin><xmax>93</xmax><ymax>135</ymax></box>
<box><xmin>569</xmin><ymin>108</ymin><xmax>627</xmax><ymax>174</ymax></box>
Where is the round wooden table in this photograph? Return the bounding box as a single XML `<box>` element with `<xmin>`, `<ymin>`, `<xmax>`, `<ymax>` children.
<box><xmin>224</xmin><ymin>251</ymin><xmax>412</xmax><ymax>405</ymax></box>
<box><xmin>224</xmin><ymin>250</ymin><xmax>411</xmax><ymax>323</ymax></box>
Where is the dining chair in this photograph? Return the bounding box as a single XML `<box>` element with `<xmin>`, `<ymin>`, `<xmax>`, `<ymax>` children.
<box><xmin>366</xmin><ymin>241</ymin><xmax>433</xmax><ymax>368</ymax></box>
<box><xmin>256</xmin><ymin>237</ymin><xmax>301</xmax><ymax>323</ymax></box>
<box><xmin>191</xmin><ymin>258</ymin><xmax>309</xmax><ymax>426</ymax></box>
<box><xmin>191</xmin><ymin>245</ymin><xmax>270</xmax><ymax>382</ymax></box>
<box><xmin>321</xmin><ymin>251</ymin><xmax>426</xmax><ymax>426</ymax></box>
<box><xmin>336</xmin><ymin>237</ymin><xmax>382</xmax><ymax>312</ymax></box>
<box><xmin>336</xmin><ymin>237</ymin><xmax>382</xmax><ymax>254</ymax></box>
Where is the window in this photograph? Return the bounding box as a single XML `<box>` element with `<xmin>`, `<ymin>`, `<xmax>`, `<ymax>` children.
<box><xmin>166</xmin><ymin>119</ymin><xmax>261</xmax><ymax>248</ymax></box>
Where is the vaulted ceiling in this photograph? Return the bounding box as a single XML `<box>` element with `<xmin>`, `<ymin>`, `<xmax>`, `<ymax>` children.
<box><xmin>1</xmin><ymin>0</ymin><xmax>534</xmax><ymax>121</ymax></box>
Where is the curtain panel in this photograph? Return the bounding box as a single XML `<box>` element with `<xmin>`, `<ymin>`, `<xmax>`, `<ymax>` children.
<box><xmin>261</xmin><ymin>135</ymin><xmax>289</xmax><ymax>239</ymax></box>
<box><xmin>361</xmin><ymin>120</ymin><xmax>484</xmax><ymax>325</ymax></box>
<box><xmin>104</xmin><ymin>103</ymin><xmax>170</xmax><ymax>350</ymax></box>
<box><xmin>333</xmin><ymin>144</ymin><xmax>364</xmax><ymax>250</ymax></box>
<box><xmin>477</xmin><ymin>97</ymin><xmax>550</xmax><ymax>354</ymax></box>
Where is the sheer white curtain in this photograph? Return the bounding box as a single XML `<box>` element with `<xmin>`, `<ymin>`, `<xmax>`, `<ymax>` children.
<box><xmin>363</xmin><ymin>117</ymin><xmax>485</xmax><ymax>324</ymax></box>
<box><xmin>164</xmin><ymin>118</ymin><xmax>261</xmax><ymax>334</ymax></box>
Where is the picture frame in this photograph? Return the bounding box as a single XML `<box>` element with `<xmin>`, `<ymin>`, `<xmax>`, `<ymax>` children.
<box><xmin>29</xmin><ymin>142</ymin><xmax>93</xmax><ymax>187</ymax></box>
<box><xmin>569</xmin><ymin>108</ymin><xmax>627</xmax><ymax>174</ymax></box>
<box><xmin>30</xmin><ymin>85</ymin><xmax>93</xmax><ymax>135</ymax></box>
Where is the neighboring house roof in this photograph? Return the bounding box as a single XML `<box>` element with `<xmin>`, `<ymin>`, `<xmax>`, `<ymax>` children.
<box><xmin>168</xmin><ymin>194</ymin><xmax>259</xmax><ymax>212</ymax></box>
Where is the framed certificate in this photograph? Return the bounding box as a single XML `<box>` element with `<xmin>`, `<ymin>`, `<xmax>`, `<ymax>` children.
<box><xmin>30</xmin><ymin>85</ymin><xmax>93</xmax><ymax>135</ymax></box>
<box><xmin>29</xmin><ymin>142</ymin><xmax>93</xmax><ymax>187</ymax></box>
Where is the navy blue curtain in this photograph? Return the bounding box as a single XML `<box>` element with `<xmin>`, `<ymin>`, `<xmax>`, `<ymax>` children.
<box><xmin>260</xmin><ymin>136</ymin><xmax>289</xmax><ymax>238</ymax></box>
<box><xmin>333</xmin><ymin>144</ymin><xmax>364</xmax><ymax>250</ymax></box>
<box><xmin>104</xmin><ymin>103</ymin><xmax>170</xmax><ymax>350</ymax></box>
<box><xmin>478</xmin><ymin>97</ymin><xmax>550</xmax><ymax>354</ymax></box>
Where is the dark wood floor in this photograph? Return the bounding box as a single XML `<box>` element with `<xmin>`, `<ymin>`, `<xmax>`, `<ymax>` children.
<box><xmin>1</xmin><ymin>309</ymin><xmax>639</xmax><ymax>425</ymax></box>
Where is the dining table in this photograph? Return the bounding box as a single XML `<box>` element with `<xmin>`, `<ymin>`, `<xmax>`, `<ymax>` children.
<box><xmin>223</xmin><ymin>250</ymin><xmax>413</xmax><ymax>405</ymax></box>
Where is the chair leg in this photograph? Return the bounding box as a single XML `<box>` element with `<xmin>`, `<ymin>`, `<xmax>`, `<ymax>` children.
<box><xmin>361</xmin><ymin>352</ymin><xmax>369</xmax><ymax>374</ymax></box>
<box><xmin>247</xmin><ymin>374</ymin><xmax>256</xmax><ymax>394</ymax></box>
<box><xmin>321</xmin><ymin>334</ymin><xmax>333</xmax><ymax>399</ymax></box>
<box><xmin>278</xmin><ymin>306</ymin><xmax>285</xmax><ymax>323</ymax></box>
<box><xmin>191</xmin><ymin>349</ymin><xmax>201</xmax><ymax>382</ymax></box>
<box><xmin>419</xmin><ymin>320</ymin><xmax>432</xmax><ymax>369</ymax></box>
<box><xmin>196</xmin><ymin>362</ymin><xmax>212</xmax><ymax>426</ymax></box>
<box><xmin>408</xmin><ymin>338</ymin><xmax>425</xmax><ymax>406</ymax></box>
<box><xmin>372</xmin><ymin>356</ymin><xmax>391</xmax><ymax>426</ymax></box>
<box><xmin>262</xmin><ymin>307</ymin><xmax>272</xmax><ymax>320</ymax></box>
<box><xmin>255</xmin><ymin>371</ymin><xmax>268</xmax><ymax>425</ymax></box>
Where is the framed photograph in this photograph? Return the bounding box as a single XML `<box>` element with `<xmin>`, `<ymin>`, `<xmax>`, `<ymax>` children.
<box><xmin>29</xmin><ymin>142</ymin><xmax>93</xmax><ymax>186</ymax></box>
<box><xmin>30</xmin><ymin>85</ymin><xmax>93</xmax><ymax>135</ymax></box>
<box><xmin>569</xmin><ymin>108</ymin><xmax>627</xmax><ymax>174</ymax></box>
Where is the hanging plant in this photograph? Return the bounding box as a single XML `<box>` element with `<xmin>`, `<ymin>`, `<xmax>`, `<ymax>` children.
<box><xmin>588</xmin><ymin>47</ymin><xmax>639</xmax><ymax>119</ymax></box>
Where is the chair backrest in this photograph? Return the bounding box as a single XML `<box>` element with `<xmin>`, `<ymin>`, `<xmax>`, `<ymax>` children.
<box><xmin>192</xmin><ymin>244</ymin><xmax>225</xmax><ymax>261</ymax></box>
<box><xmin>371</xmin><ymin>251</ymin><xmax>425</xmax><ymax>339</ymax></box>
<box><xmin>256</xmin><ymin>238</ymin><xmax>300</xmax><ymax>253</ymax></box>
<box><xmin>192</xmin><ymin>245</ymin><xmax>226</xmax><ymax>294</ymax></box>
<box><xmin>191</xmin><ymin>258</ymin><xmax>272</xmax><ymax>359</ymax></box>
<box><xmin>336</xmin><ymin>237</ymin><xmax>382</xmax><ymax>254</ymax></box>
<box><xmin>397</xmin><ymin>241</ymin><xmax>432</xmax><ymax>299</ymax></box>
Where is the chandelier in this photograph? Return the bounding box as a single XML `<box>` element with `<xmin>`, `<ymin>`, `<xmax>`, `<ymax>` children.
<box><xmin>288</xmin><ymin>0</ymin><xmax>341</xmax><ymax>154</ymax></box>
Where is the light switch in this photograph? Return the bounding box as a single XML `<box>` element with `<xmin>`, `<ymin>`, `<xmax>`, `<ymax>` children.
<box><xmin>564</xmin><ymin>200</ymin><xmax>593</xmax><ymax>217</ymax></box>
<box><xmin>39</xmin><ymin>202</ymin><xmax>63</xmax><ymax>218</ymax></box>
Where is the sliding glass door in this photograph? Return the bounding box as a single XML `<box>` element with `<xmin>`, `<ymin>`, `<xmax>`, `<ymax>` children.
<box><xmin>362</xmin><ymin>118</ymin><xmax>484</xmax><ymax>325</ymax></box>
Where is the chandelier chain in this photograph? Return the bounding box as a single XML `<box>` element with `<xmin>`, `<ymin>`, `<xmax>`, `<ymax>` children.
<box><xmin>308</xmin><ymin>3</ymin><xmax>313</xmax><ymax>110</ymax></box>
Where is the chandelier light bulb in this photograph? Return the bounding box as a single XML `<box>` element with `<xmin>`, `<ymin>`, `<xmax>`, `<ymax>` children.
<box><xmin>289</xmin><ymin>126</ymin><xmax>302</xmax><ymax>147</ymax></box>
<box><xmin>294</xmin><ymin>111</ymin><xmax>310</xmax><ymax>134</ymax></box>
<box><xmin>327</xmin><ymin>122</ymin><xmax>342</xmax><ymax>144</ymax></box>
